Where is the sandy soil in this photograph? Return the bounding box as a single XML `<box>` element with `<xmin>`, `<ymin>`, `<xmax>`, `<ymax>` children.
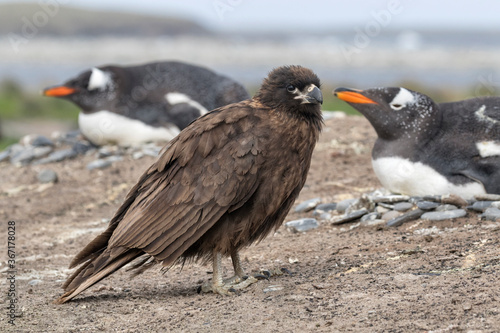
<box><xmin>1</xmin><ymin>116</ymin><xmax>499</xmax><ymax>332</ymax></box>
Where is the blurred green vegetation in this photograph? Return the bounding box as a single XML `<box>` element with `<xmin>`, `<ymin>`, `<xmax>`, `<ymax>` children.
<box><xmin>0</xmin><ymin>80</ymin><xmax>80</xmax><ymax>120</ymax></box>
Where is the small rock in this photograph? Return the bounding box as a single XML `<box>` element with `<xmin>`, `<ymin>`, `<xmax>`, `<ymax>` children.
<box><xmin>371</xmin><ymin>195</ymin><xmax>410</xmax><ymax>203</ymax></box>
<box><xmin>376</xmin><ymin>206</ymin><xmax>390</xmax><ymax>214</ymax></box>
<box><xmin>361</xmin><ymin>219</ymin><xmax>386</xmax><ymax>227</ymax></box>
<box><xmin>10</xmin><ymin>146</ymin><xmax>53</xmax><ymax>165</ymax></box>
<box><xmin>387</xmin><ymin>208</ymin><xmax>425</xmax><ymax>227</ymax></box>
<box><xmin>381</xmin><ymin>210</ymin><xmax>401</xmax><ymax>221</ymax></box>
<box><xmin>441</xmin><ymin>194</ymin><xmax>468</xmax><ymax>207</ymax></box>
<box><xmin>480</xmin><ymin>207</ymin><xmax>500</xmax><ymax>221</ymax></box>
<box><xmin>421</xmin><ymin>209</ymin><xmax>467</xmax><ymax>221</ymax></box>
<box><xmin>142</xmin><ymin>147</ymin><xmax>162</xmax><ymax>157</ymax></box>
<box><xmin>393</xmin><ymin>202</ymin><xmax>414</xmax><ymax>212</ymax></box>
<box><xmin>492</xmin><ymin>202</ymin><xmax>500</xmax><ymax>209</ymax></box>
<box><xmin>285</xmin><ymin>218</ymin><xmax>319</xmax><ymax>233</ymax></box>
<box><xmin>132</xmin><ymin>151</ymin><xmax>145</xmax><ymax>160</ymax></box>
<box><xmin>295</xmin><ymin>197</ymin><xmax>322</xmax><ymax>213</ymax></box>
<box><xmin>263</xmin><ymin>285</ymin><xmax>283</xmax><ymax>293</ymax></box>
<box><xmin>37</xmin><ymin>169</ymin><xmax>58</xmax><ymax>183</ymax></box>
<box><xmin>474</xmin><ymin>193</ymin><xmax>500</xmax><ymax>201</ymax></box>
<box><xmin>361</xmin><ymin>212</ymin><xmax>380</xmax><ymax>222</ymax></box>
<box><xmin>317</xmin><ymin>212</ymin><xmax>332</xmax><ymax>221</ymax></box>
<box><xmin>336</xmin><ymin>198</ymin><xmax>357</xmax><ymax>213</ymax></box>
<box><xmin>0</xmin><ymin>148</ymin><xmax>11</xmax><ymax>162</ymax></box>
<box><xmin>331</xmin><ymin>208</ymin><xmax>369</xmax><ymax>225</ymax></box>
<box><xmin>435</xmin><ymin>204</ymin><xmax>458</xmax><ymax>211</ymax></box>
<box><xmin>87</xmin><ymin>159</ymin><xmax>112</xmax><ymax>170</ymax></box>
<box><xmin>72</xmin><ymin>141</ymin><xmax>95</xmax><ymax>154</ymax></box>
<box><xmin>314</xmin><ymin>203</ymin><xmax>337</xmax><ymax>214</ymax></box>
<box><xmin>31</xmin><ymin>135</ymin><xmax>54</xmax><ymax>147</ymax></box>
<box><xmin>416</xmin><ymin>201</ymin><xmax>440</xmax><ymax>211</ymax></box>
<box><xmin>422</xmin><ymin>195</ymin><xmax>443</xmax><ymax>202</ymax></box>
<box><xmin>468</xmin><ymin>201</ymin><xmax>494</xmax><ymax>212</ymax></box>
<box><xmin>35</xmin><ymin>149</ymin><xmax>77</xmax><ymax>164</ymax></box>
<box><xmin>28</xmin><ymin>279</ymin><xmax>42</xmax><ymax>286</ymax></box>
<box><xmin>377</xmin><ymin>202</ymin><xmax>394</xmax><ymax>210</ymax></box>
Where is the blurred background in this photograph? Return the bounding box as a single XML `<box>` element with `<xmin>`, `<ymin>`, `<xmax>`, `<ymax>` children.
<box><xmin>1</xmin><ymin>0</ymin><xmax>500</xmax><ymax>148</ymax></box>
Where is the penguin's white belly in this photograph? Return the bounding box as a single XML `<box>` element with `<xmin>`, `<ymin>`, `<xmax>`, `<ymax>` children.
<box><xmin>372</xmin><ymin>157</ymin><xmax>485</xmax><ymax>199</ymax></box>
<box><xmin>78</xmin><ymin>111</ymin><xmax>180</xmax><ymax>146</ymax></box>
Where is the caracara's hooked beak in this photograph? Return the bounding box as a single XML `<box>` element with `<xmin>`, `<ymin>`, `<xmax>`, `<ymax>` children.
<box><xmin>297</xmin><ymin>84</ymin><xmax>323</xmax><ymax>105</ymax></box>
<box><xmin>42</xmin><ymin>86</ymin><xmax>77</xmax><ymax>97</ymax></box>
<box><xmin>333</xmin><ymin>87</ymin><xmax>377</xmax><ymax>104</ymax></box>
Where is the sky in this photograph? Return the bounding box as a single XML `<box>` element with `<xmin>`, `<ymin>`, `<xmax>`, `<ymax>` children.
<box><xmin>2</xmin><ymin>0</ymin><xmax>500</xmax><ymax>32</ymax></box>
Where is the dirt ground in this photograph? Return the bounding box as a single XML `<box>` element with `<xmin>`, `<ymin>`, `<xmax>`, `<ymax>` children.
<box><xmin>1</xmin><ymin>116</ymin><xmax>499</xmax><ymax>332</ymax></box>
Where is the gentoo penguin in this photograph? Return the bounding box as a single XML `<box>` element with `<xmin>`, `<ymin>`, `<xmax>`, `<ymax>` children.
<box><xmin>334</xmin><ymin>87</ymin><xmax>500</xmax><ymax>199</ymax></box>
<box><xmin>43</xmin><ymin>61</ymin><xmax>250</xmax><ymax>146</ymax></box>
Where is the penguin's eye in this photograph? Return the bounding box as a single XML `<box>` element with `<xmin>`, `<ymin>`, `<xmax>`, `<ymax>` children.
<box><xmin>390</xmin><ymin>103</ymin><xmax>404</xmax><ymax>110</ymax></box>
<box><xmin>286</xmin><ymin>84</ymin><xmax>296</xmax><ymax>92</ymax></box>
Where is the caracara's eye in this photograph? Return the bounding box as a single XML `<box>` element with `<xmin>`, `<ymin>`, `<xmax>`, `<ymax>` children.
<box><xmin>286</xmin><ymin>84</ymin><xmax>296</xmax><ymax>92</ymax></box>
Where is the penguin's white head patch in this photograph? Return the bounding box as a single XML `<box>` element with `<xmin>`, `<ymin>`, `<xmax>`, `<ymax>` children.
<box><xmin>88</xmin><ymin>68</ymin><xmax>112</xmax><ymax>91</ymax></box>
<box><xmin>389</xmin><ymin>88</ymin><xmax>415</xmax><ymax>110</ymax></box>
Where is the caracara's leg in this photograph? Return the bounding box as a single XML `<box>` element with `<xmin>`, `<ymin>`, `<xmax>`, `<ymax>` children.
<box><xmin>201</xmin><ymin>250</ymin><xmax>257</xmax><ymax>295</ymax></box>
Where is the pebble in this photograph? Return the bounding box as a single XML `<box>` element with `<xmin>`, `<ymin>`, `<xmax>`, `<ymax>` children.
<box><xmin>28</xmin><ymin>279</ymin><xmax>42</xmax><ymax>286</ymax></box>
<box><xmin>87</xmin><ymin>159</ymin><xmax>113</xmax><ymax>170</ymax></box>
<box><xmin>72</xmin><ymin>141</ymin><xmax>95</xmax><ymax>155</ymax></box>
<box><xmin>468</xmin><ymin>201</ymin><xmax>494</xmax><ymax>212</ymax></box>
<box><xmin>35</xmin><ymin>148</ymin><xmax>77</xmax><ymax>165</ymax></box>
<box><xmin>480</xmin><ymin>207</ymin><xmax>500</xmax><ymax>221</ymax></box>
<box><xmin>0</xmin><ymin>149</ymin><xmax>10</xmax><ymax>162</ymax></box>
<box><xmin>381</xmin><ymin>210</ymin><xmax>401</xmax><ymax>221</ymax></box>
<box><xmin>435</xmin><ymin>204</ymin><xmax>458</xmax><ymax>211</ymax></box>
<box><xmin>263</xmin><ymin>285</ymin><xmax>284</xmax><ymax>293</ymax></box>
<box><xmin>441</xmin><ymin>194</ymin><xmax>468</xmax><ymax>207</ymax></box>
<box><xmin>336</xmin><ymin>198</ymin><xmax>357</xmax><ymax>213</ymax></box>
<box><xmin>475</xmin><ymin>194</ymin><xmax>500</xmax><ymax>201</ymax></box>
<box><xmin>37</xmin><ymin>169</ymin><xmax>58</xmax><ymax>183</ymax></box>
<box><xmin>285</xmin><ymin>218</ymin><xmax>319</xmax><ymax>233</ymax></box>
<box><xmin>294</xmin><ymin>197</ymin><xmax>322</xmax><ymax>213</ymax></box>
<box><xmin>31</xmin><ymin>135</ymin><xmax>54</xmax><ymax>147</ymax></box>
<box><xmin>416</xmin><ymin>201</ymin><xmax>440</xmax><ymax>211</ymax></box>
<box><xmin>386</xmin><ymin>209</ymin><xmax>424</xmax><ymax>227</ymax></box>
<box><xmin>421</xmin><ymin>209</ymin><xmax>467</xmax><ymax>221</ymax></box>
<box><xmin>314</xmin><ymin>203</ymin><xmax>337</xmax><ymax>214</ymax></box>
<box><xmin>10</xmin><ymin>146</ymin><xmax>53</xmax><ymax>165</ymax></box>
<box><xmin>332</xmin><ymin>208</ymin><xmax>369</xmax><ymax>225</ymax></box>
<box><xmin>361</xmin><ymin>212</ymin><xmax>380</xmax><ymax>222</ymax></box>
<box><xmin>393</xmin><ymin>202</ymin><xmax>414</xmax><ymax>212</ymax></box>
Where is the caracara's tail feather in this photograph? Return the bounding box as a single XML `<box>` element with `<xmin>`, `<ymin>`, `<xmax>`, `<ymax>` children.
<box><xmin>55</xmin><ymin>249</ymin><xmax>143</xmax><ymax>304</ymax></box>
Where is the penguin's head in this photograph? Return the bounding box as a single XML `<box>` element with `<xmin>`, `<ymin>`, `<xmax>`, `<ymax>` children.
<box><xmin>334</xmin><ymin>87</ymin><xmax>440</xmax><ymax>140</ymax></box>
<box><xmin>43</xmin><ymin>67</ymin><xmax>117</xmax><ymax>113</ymax></box>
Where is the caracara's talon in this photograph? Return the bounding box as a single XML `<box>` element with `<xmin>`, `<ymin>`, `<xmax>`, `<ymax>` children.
<box><xmin>254</xmin><ymin>274</ymin><xmax>269</xmax><ymax>281</ymax></box>
<box><xmin>281</xmin><ymin>267</ymin><xmax>292</xmax><ymax>275</ymax></box>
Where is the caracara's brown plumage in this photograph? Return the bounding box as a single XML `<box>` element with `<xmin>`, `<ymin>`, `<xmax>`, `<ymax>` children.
<box><xmin>56</xmin><ymin>65</ymin><xmax>323</xmax><ymax>303</ymax></box>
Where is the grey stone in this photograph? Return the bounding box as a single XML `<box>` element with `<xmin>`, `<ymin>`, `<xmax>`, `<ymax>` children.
<box><xmin>422</xmin><ymin>195</ymin><xmax>443</xmax><ymax>202</ymax></box>
<box><xmin>331</xmin><ymin>208</ymin><xmax>369</xmax><ymax>225</ymax></box>
<box><xmin>336</xmin><ymin>198</ymin><xmax>357</xmax><ymax>213</ymax></box>
<box><xmin>72</xmin><ymin>141</ymin><xmax>95</xmax><ymax>154</ymax></box>
<box><xmin>314</xmin><ymin>203</ymin><xmax>337</xmax><ymax>214</ymax></box>
<box><xmin>361</xmin><ymin>212</ymin><xmax>380</xmax><ymax>222</ymax></box>
<box><xmin>285</xmin><ymin>218</ymin><xmax>319</xmax><ymax>233</ymax></box>
<box><xmin>441</xmin><ymin>194</ymin><xmax>468</xmax><ymax>207</ymax></box>
<box><xmin>0</xmin><ymin>148</ymin><xmax>11</xmax><ymax>162</ymax></box>
<box><xmin>417</xmin><ymin>201</ymin><xmax>440</xmax><ymax>211</ymax></box>
<box><xmin>492</xmin><ymin>202</ymin><xmax>500</xmax><ymax>209</ymax></box>
<box><xmin>361</xmin><ymin>219</ymin><xmax>386</xmax><ymax>227</ymax></box>
<box><xmin>37</xmin><ymin>169</ymin><xmax>58</xmax><ymax>183</ymax></box>
<box><xmin>474</xmin><ymin>194</ymin><xmax>500</xmax><ymax>201</ymax></box>
<box><xmin>10</xmin><ymin>146</ymin><xmax>53</xmax><ymax>165</ymax></box>
<box><xmin>469</xmin><ymin>201</ymin><xmax>494</xmax><ymax>212</ymax></box>
<box><xmin>480</xmin><ymin>207</ymin><xmax>500</xmax><ymax>221</ymax></box>
<box><xmin>35</xmin><ymin>149</ymin><xmax>77</xmax><ymax>164</ymax></box>
<box><xmin>142</xmin><ymin>147</ymin><xmax>162</xmax><ymax>157</ymax></box>
<box><xmin>421</xmin><ymin>209</ymin><xmax>467</xmax><ymax>221</ymax></box>
<box><xmin>371</xmin><ymin>195</ymin><xmax>410</xmax><ymax>203</ymax></box>
<box><xmin>318</xmin><ymin>212</ymin><xmax>332</xmax><ymax>221</ymax></box>
<box><xmin>435</xmin><ymin>204</ymin><xmax>458</xmax><ymax>211</ymax></box>
<box><xmin>132</xmin><ymin>151</ymin><xmax>145</xmax><ymax>160</ymax></box>
<box><xmin>31</xmin><ymin>135</ymin><xmax>54</xmax><ymax>147</ymax></box>
<box><xmin>387</xmin><ymin>208</ymin><xmax>425</xmax><ymax>227</ymax></box>
<box><xmin>377</xmin><ymin>202</ymin><xmax>394</xmax><ymax>210</ymax></box>
<box><xmin>28</xmin><ymin>279</ymin><xmax>42</xmax><ymax>286</ymax></box>
<box><xmin>87</xmin><ymin>159</ymin><xmax>112</xmax><ymax>170</ymax></box>
<box><xmin>295</xmin><ymin>197</ymin><xmax>322</xmax><ymax>213</ymax></box>
<box><xmin>393</xmin><ymin>202</ymin><xmax>414</xmax><ymax>212</ymax></box>
<box><xmin>263</xmin><ymin>285</ymin><xmax>284</xmax><ymax>293</ymax></box>
<box><xmin>381</xmin><ymin>210</ymin><xmax>401</xmax><ymax>221</ymax></box>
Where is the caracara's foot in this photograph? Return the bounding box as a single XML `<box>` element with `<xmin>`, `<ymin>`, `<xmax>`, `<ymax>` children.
<box><xmin>201</xmin><ymin>275</ymin><xmax>258</xmax><ymax>295</ymax></box>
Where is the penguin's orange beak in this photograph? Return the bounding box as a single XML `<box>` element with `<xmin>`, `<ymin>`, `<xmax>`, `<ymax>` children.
<box><xmin>333</xmin><ymin>88</ymin><xmax>377</xmax><ymax>104</ymax></box>
<box><xmin>43</xmin><ymin>86</ymin><xmax>77</xmax><ymax>97</ymax></box>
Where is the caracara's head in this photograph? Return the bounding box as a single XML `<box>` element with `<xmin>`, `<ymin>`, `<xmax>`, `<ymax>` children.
<box><xmin>256</xmin><ymin>65</ymin><xmax>323</xmax><ymax>114</ymax></box>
